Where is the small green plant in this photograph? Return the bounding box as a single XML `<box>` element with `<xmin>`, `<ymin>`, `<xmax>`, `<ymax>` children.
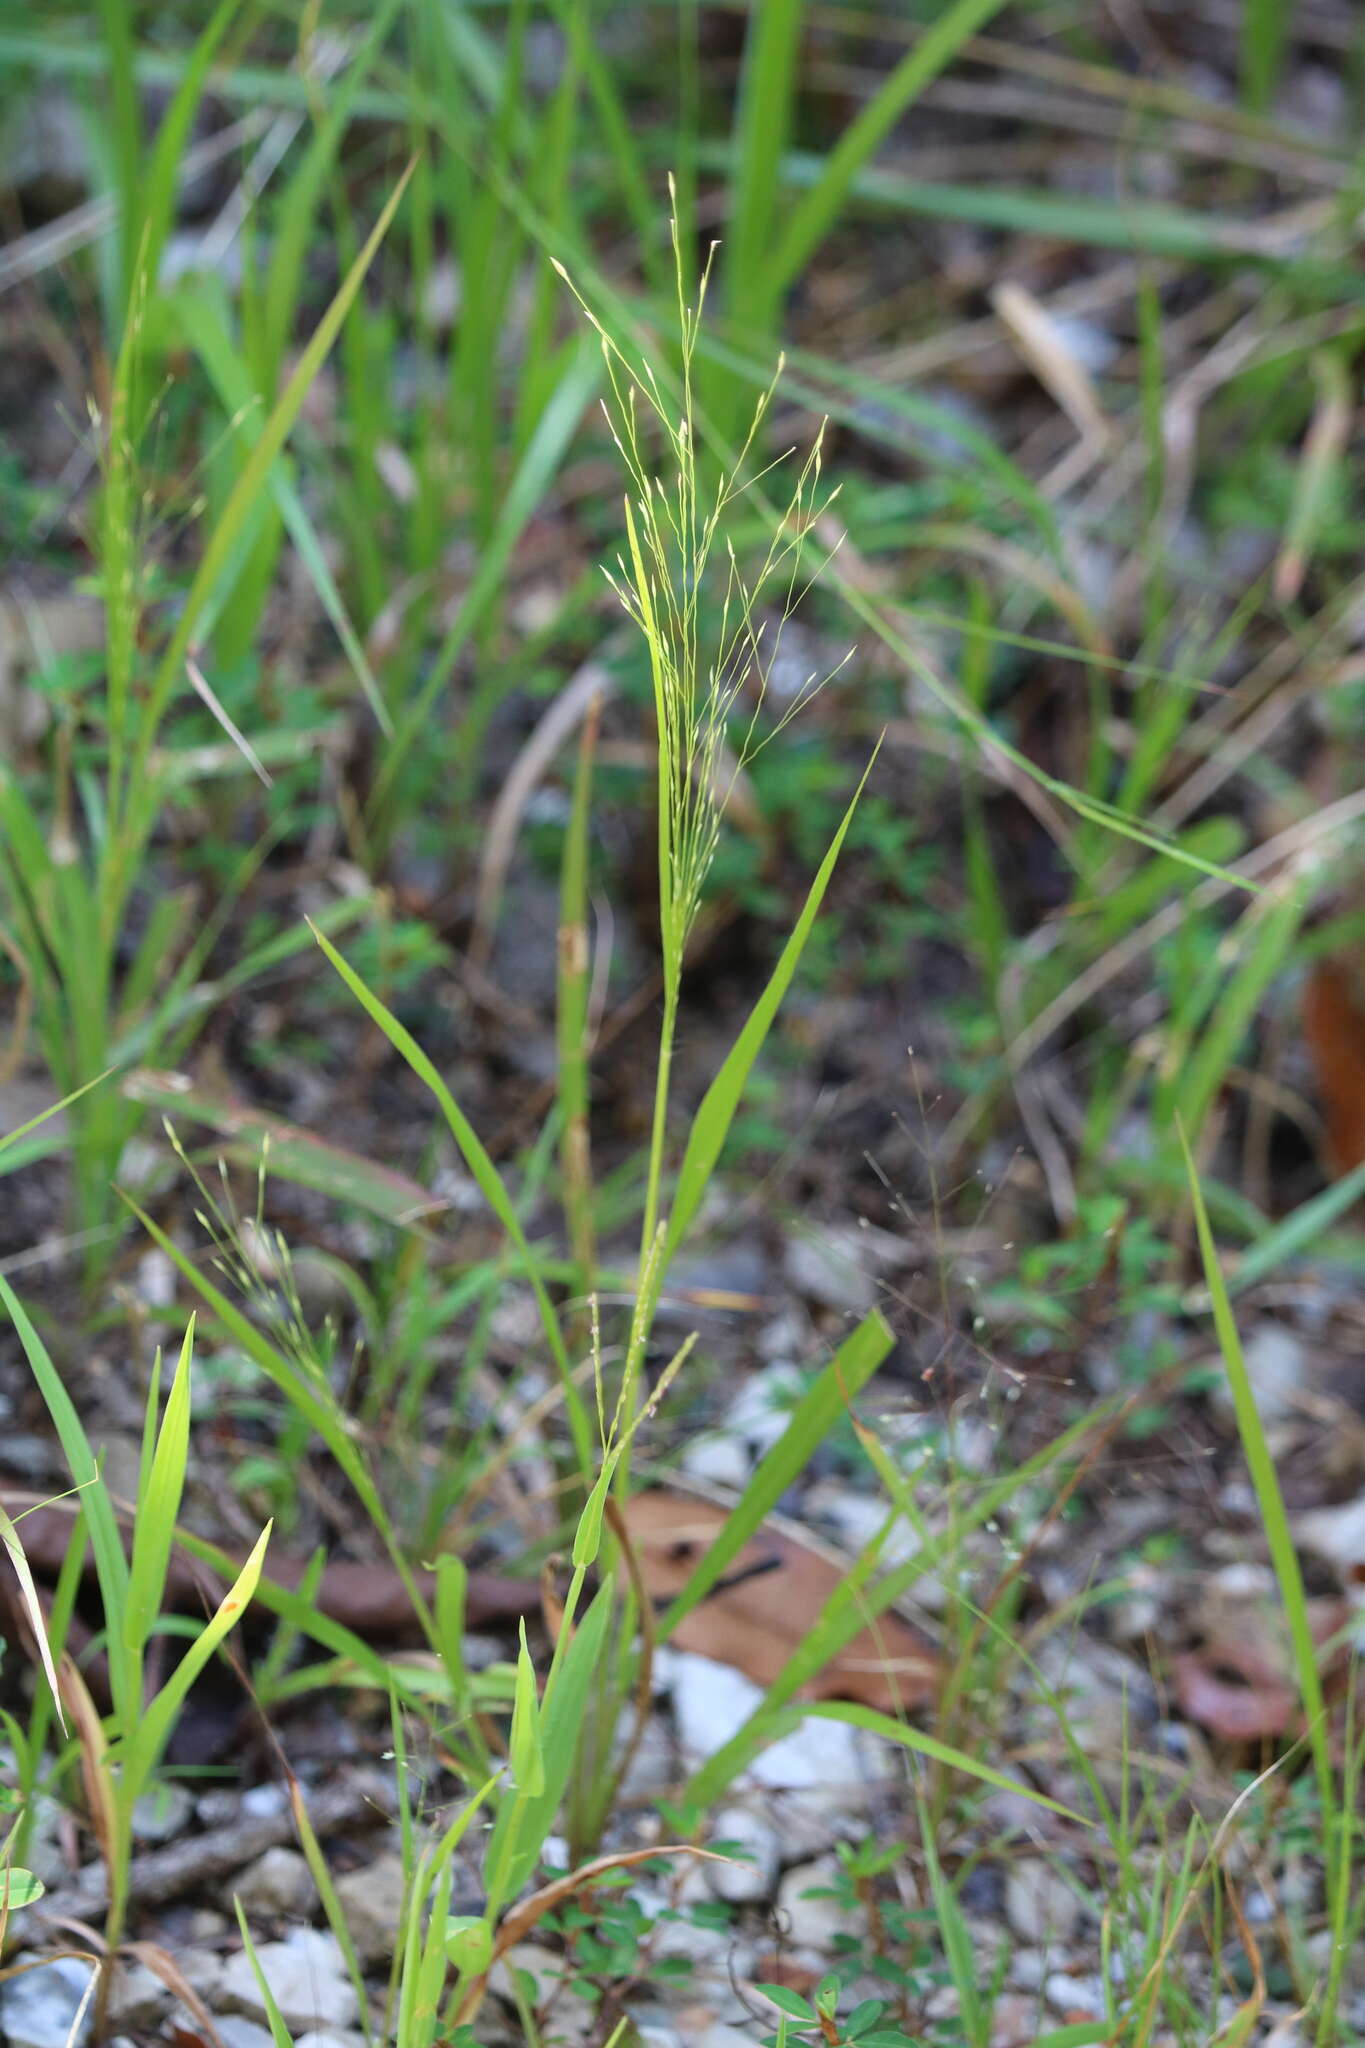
<box><xmin>0</xmin><ymin>1284</ymin><xmax>266</xmax><ymax>2011</ymax></box>
<box><xmin>755</xmin><ymin>1971</ymin><xmax>920</xmax><ymax>2048</ymax></box>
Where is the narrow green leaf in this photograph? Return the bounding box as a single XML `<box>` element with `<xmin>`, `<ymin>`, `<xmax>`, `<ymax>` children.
<box><xmin>230</xmin><ymin>1906</ymin><xmax>296</xmax><ymax>2048</ymax></box>
<box><xmin>661</xmin><ymin>1309</ymin><xmax>893</xmax><ymax>1637</ymax></box>
<box><xmin>125</xmin><ymin>1315</ymin><xmax>195</xmax><ymax>1654</ymax></box>
<box><xmin>800</xmin><ymin>1700</ymin><xmax>1083</xmax><ymax>1817</ymax></box>
<box><xmin>765</xmin><ymin>0</ymin><xmax>1012</xmax><ymax>295</ymax></box>
<box><xmin>0</xmin><ymin>1279</ymin><xmax>130</xmax><ymax>1687</ymax></box>
<box><xmin>1178</xmin><ymin>1124</ymin><xmax>1335</xmax><ymax>1834</ymax></box>
<box><xmin>309</xmin><ymin>924</ymin><xmax>592</xmax><ymax>1470</ymax></box>
<box><xmin>143</xmin><ymin>159</ymin><xmax>416</xmax><ymax>745</ymax></box>
<box><xmin>129</xmin><ymin>1523</ymin><xmax>271</xmax><ymax>1788</ymax></box>
<box><xmin>509</xmin><ymin>1619</ymin><xmax>546</xmax><ymax>1798</ymax></box>
<box><xmin>663</xmin><ymin>756</ymin><xmax>875</xmax><ymax>1265</ymax></box>
<box><xmin>1228</xmin><ymin>1155</ymin><xmax>1365</xmax><ymax>1297</ymax></box>
<box><xmin>484</xmin><ymin>1579</ymin><xmax>612</xmax><ymax>1911</ymax></box>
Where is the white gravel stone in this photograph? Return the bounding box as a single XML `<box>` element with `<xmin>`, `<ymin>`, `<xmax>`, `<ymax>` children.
<box><xmin>704</xmin><ymin>1806</ymin><xmax>780</xmax><ymax>1903</ymax></box>
<box><xmin>1210</xmin><ymin>1323</ymin><xmax>1306</xmax><ymax>1426</ymax></box>
<box><xmin>681</xmin><ymin>1432</ymin><xmax>752</xmax><ymax>1489</ymax></box>
<box><xmin>663</xmin><ymin>1647</ymin><xmax>869</xmax><ymax>1791</ymax></box>
<box><xmin>334</xmin><ymin>1851</ymin><xmax>407</xmax><ymax>1964</ymax></box>
<box><xmin>0</xmin><ymin>1957</ymin><xmax>97</xmax><ymax>2048</ymax></box>
<box><xmin>235</xmin><ymin>1846</ymin><xmax>315</xmax><ymax>1921</ymax></box>
<box><xmin>216</xmin><ymin>2020</ymin><xmax>277</xmax><ymax>2048</ymax></box>
<box><xmin>220</xmin><ymin>1928</ymin><xmax>359</xmax><ymax>2033</ymax></box>
<box><xmin>783</xmin><ymin>1231</ymin><xmax>877</xmax><ymax>1315</ymax></box>
<box><xmin>1045</xmin><ymin>1973</ymin><xmax>1106</xmax><ymax>2019</ymax></box>
<box><xmin>1004</xmin><ymin>1860</ymin><xmax>1081</xmax><ymax>1946</ymax></box>
<box><xmin>775</xmin><ymin>1854</ymin><xmax>864</xmax><ymax>1951</ymax></box>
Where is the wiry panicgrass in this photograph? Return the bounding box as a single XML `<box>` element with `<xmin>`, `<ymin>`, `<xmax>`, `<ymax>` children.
<box><xmin>0</xmin><ymin>2</ymin><xmax>1361</xmax><ymax>2041</ymax></box>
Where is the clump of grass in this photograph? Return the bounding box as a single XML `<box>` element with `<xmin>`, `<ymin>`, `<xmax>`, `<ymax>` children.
<box><xmin>555</xmin><ymin>197</ymin><xmax>851</xmax><ymax>1426</ymax></box>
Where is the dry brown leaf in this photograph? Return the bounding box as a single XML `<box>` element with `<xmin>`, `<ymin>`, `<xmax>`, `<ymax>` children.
<box><xmin>1173</xmin><ymin>1593</ymin><xmax>1350</xmax><ymax>1743</ymax></box>
<box><xmin>1304</xmin><ymin>958</ymin><xmax>1365</xmax><ymax>1174</ymax></box>
<box><xmin>622</xmin><ymin>1489</ymin><xmax>940</xmax><ymax>1712</ymax></box>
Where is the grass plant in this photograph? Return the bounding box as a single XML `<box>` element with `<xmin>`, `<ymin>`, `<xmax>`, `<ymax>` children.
<box><xmin>0</xmin><ymin>3</ymin><xmax>1361</xmax><ymax>2042</ymax></box>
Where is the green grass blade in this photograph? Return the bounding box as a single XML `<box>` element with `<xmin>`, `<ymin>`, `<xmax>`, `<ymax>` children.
<box><xmin>124</xmin><ymin>1315</ymin><xmax>194</xmax><ymax>1655</ymax></box>
<box><xmin>136</xmin><ymin>0</ymin><xmax>245</xmax><ymax>326</ymax></box>
<box><xmin>1172</xmin><ymin>878</ymin><xmax>1307</xmax><ymax>1141</ymax></box>
<box><xmin>128</xmin><ymin>1523</ymin><xmax>270</xmax><ymax>1788</ymax></box>
<box><xmin>684</xmin><ymin>1400</ymin><xmax>1112</xmax><ymax>1806</ymax></box>
<box><xmin>725</xmin><ymin>0</ymin><xmax>805</xmax><ymax>337</ymax></box>
<box><xmin>1241</xmin><ymin>0</ymin><xmax>1291</xmax><ymax>110</ymax></box>
<box><xmin>1228</xmin><ymin>1156</ymin><xmax>1365</xmax><ymax>1297</ymax></box>
<box><xmin>230</xmin><ymin>1906</ymin><xmax>297</xmax><ymax>2048</ymax></box>
<box><xmin>764</xmin><ymin>0</ymin><xmax>1012</xmax><ymax>298</ymax></box>
<box><xmin>168</xmin><ymin>278</ymin><xmax>392</xmax><ymax>734</ymax></box>
<box><xmin>660</xmin><ymin>1309</ymin><xmax>893</xmax><ymax>1637</ymax></box>
<box><xmin>140</xmin><ymin>158</ymin><xmax>415</xmax><ymax>756</ymax></box>
<box><xmin>370</xmin><ymin>336</ymin><xmax>600</xmax><ymax>820</ymax></box>
<box><xmin>483</xmin><ymin>1578</ymin><xmax>613</xmax><ymax>1912</ymax></box>
<box><xmin>261</xmin><ymin>0</ymin><xmax>404</xmax><ymax>386</ymax></box>
<box><xmin>662</xmin><ymin>756</ymin><xmax>874</xmax><ymax>1265</ymax></box>
<box><xmin>784</xmin><ymin>1700</ymin><xmax>1082</xmax><ymax>1817</ymax></box>
<box><xmin>309</xmin><ymin>924</ymin><xmax>592</xmax><ymax>1471</ymax></box>
<box><xmin>0</xmin><ymin>1277</ymin><xmax>130</xmax><ymax>1639</ymax></box>
<box><xmin>1178</xmin><ymin>1124</ymin><xmax>1335</xmax><ymax>1834</ymax></box>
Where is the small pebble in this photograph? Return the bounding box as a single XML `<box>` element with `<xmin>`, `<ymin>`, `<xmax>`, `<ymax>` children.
<box><xmin>1004</xmin><ymin>1859</ymin><xmax>1082</xmax><ymax>1946</ymax></box>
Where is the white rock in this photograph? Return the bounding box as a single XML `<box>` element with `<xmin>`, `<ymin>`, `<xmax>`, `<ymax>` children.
<box><xmin>1044</xmin><ymin>1973</ymin><xmax>1106</xmax><ymax>2018</ymax></box>
<box><xmin>17</xmin><ymin>1791</ymin><xmax>71</xmax><ymax>1888</ymax></box>
<box><xmin>1297</xmin><ymin>1495</ymin><xmax>1365</xmax><ymax>1576</ymax></box>
<box><xmin>627</xmin><ymin>2014</ymin><xmax>684</xmax><ymax>2048</ymax></box>
<box><xmin>235</xmin><ymin>1846</ymin><xmax>315</xmax><ymax>1921</ymax></box>
<box><xmin>704</xmin><ymin>1806</ymin><xmax>780</xmax><ymax>1904</ymax></box>
<box><xmin>216</xmin><ymin>2020</ymin><xmax>278</xmax><ymax>2048</ymax></box>
<box><xmin>295</xmin><ymin>2033</ymin><xmax>369</xmax><ymax>2048</ymax></box>
<box><xmin>664</xmin><ymin>1649</ymin><xmax>869</xmax><ymax>1792</ymax></box>
<box><xmin>173</xmin><ymin>1947</ymin><xmax>226</xmax><ymax>2002</ymax></box>
<box><xmin>240</xmin><ymin>1784</ymin><xmax>290</xmax><ymax>1821</ymax></box>
<box><xmin>614</xmin><ymin>1714</ymin><xmax>675</xmax><ymax>1800</ymax></box>
<box><xmin>1004</xmin><ymin>1860</ymin><xmax>1081</xmax><ymax>1946</ymax></box>
<box><xmin>681</xmin><ymin>1432</ymin><xmax>751</xmax><ymax>1490</ymax></box>
<box><xmin>1210</xmin><ymin>1323</ymin><xmax>1306</xmax><ymax>1426</ymax></box>
<box><xmin>334</xmin><ymin>1851</ymin><xmax>407</xmax><ymax>1964</ymax></box>
<box><xmin>0</xmin><ymin>1956</ymin><xmax>97</xmax><ymax>2048</ymax></box>
<box><xmin>135</xmin><ymin>1248</ymin><xmax>177</xmax><ymax>1310</ymax></box>
<box><xmin>775</xmin><ymin>1855</ymin><xmax>863</xmax><ymax>1950</ymax></box>
<box><xmin>723</xmin><ymin>1362</ymin><xmax>804</xmax><ymax>1459</ymax></box>
<box><xmin>488</xmin><ymin>1943</ymin><xmax>595</xmax><ymax>2040</ymax></box>
<box><xmin>784</xmin><ymin>1231</ymin><xmax>877</xmax><ymax>1316</ymax></box>
<box><xmin>220</xmin><ymin>1928</ymin><xmax>359</xmax><ymax>2033</ymax></box>
<box><xmin>104</xmin><ymin>1960</ymin><xmax>168</xmax><ymax>2031</ymax></box>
